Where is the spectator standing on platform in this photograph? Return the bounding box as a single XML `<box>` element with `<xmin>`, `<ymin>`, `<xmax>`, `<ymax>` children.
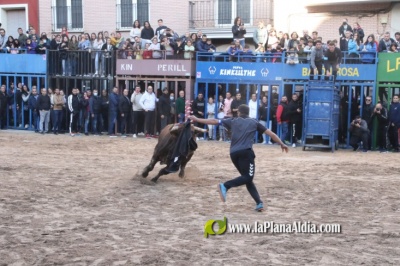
<box><xmin>232</xmin><ymin>17</ymin><xmax>246</xmax><ymax>48</ymax></box>
<box><xmin>378</xmin><ymin>32</ymin><xmax>395</xmax><ymax>52</ymax></box>
<box><xmin>388</xmin><ymin>95</ymin><xmax>400</xmax><ymax>152</ymax></box>
<box><xmin>339</xmin><ymin>18</ymin><xmax>353</xmax><ymax>38</ymax></box>
<box><xmin>310</xmin><ymin>40</ymin><xmax>324</xmax><ymax>80</ymax></box>
<box><xmin>53</xmin><ymin>88</ymin><xmax>64</xmax><ymax>135</ymax></box>
<box><xmin>155</xmin><ymin>19</ymin><xmax>168</xmax><ymax>41</ymax></box>
<box><xmin>324</xmin><ymin>41</ymin><xmax>342</xmax><ymax>80</ymax></box>
<box><xmin>89</xmin><ymin>89</ymin><xmax>102</xmax><ymax>135</ymax></box>
<box><xmin>68</xmin><ymin>88</ymin><xmax>81</xmax><ymax>136</ymax></box>
<box><xmin>287</xmin><ymin>93</ymin><xmax>302</xmax><ymax>148</ymax></box>
<box><xmin>253</xmin><ymin>20</ymin><xmax>268</xmax><ymax>47</ymax></box>
<box><xmin>141</xmin><ymin>21</ymin><xmax>154</xmax><ymax>42</ymax></box>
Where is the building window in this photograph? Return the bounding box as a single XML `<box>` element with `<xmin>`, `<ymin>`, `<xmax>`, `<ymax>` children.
<box><xmin>216</xmin><ymin>0</ymin><xmax>251</xmax><ymax>25</ymax></box>
<box><xmin>116</xmin><ymin>0</ymin><xmax>149</xmax><ymax>30</ymax></box>
<box><xmin>51</xmin><ymin>0</ymin><xmax>83</xmax><ymax>32</ymax></box>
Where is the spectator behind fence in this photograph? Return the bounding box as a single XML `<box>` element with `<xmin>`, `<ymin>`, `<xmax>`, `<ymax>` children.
<box><xmin>353</xmin><ymin>22</ymin><xmax>365</xmax><ymax>43</ymax></box>
<box><xmin>378</xmin><ymin>32</ymin><xmax>395</xmax><ymax>52</ymax></box>
<box><xmin>0</xmin><ymin>28</ymin><xmax>7</xmax><ymax>50</ymax></box>
<box><xmin>108</xmin><ymin>87</ymin><xmax>119</xmax><ymax>137</ymax></box>
<box><xmin>68</xmin><ymin>88</ymin><xmax>81</xmax><ymax>136</ymax></box>
<box><xmin>349</xmin><ymin>115</ymin><xmax>369</xmax><ymax>152</ymax></box>
<box><xmin>0</xmin><ymin>85</ymin><xmax>7</xmax><ymax>129</ymax></box>
<box><xmin>371</xmin><ymin>102</ymin><xmax>388</xmax><ymax>152</ymax></box>
<box><xmin>149</xmin><ymin>36</ymin><xmax>162</xmax><ymax>59</ymax></box>
<box><xmin>388</xmin><ymin>95</ymin><xmax>400</xmax><ymax>152</ymax></box>
<box><xmin>287</xmin><ymin>93</ymin><xmax>302</xmax><ymax>148</ymax></box>
<box><xmin>206</xmin><ymin>96</ymin><xmax>216</xmax><ymax>140</ymax></box>
<box><xmin>17</xmin><ymin>27</ymin><xmax>27</xmax><ymax>47</ymax></box>
<box><xmin>119</xmin><ymin>88</ymin><xmax>131</xmax><ymax>137</ymax></box>
<box><xmin>360</xmin><ymin>34</ymin><xmax>377</xmax><ymax>63</ymax></box>
<box><xmin>89</xmin><ymin>89</ymin><xmax>102</xmax><ymax>135</ymax></box>
<box><xmin>231</xmin><ymin>92</ymin><xmax>245</xmax><ymax>118</ymax></box>
<box><xmin>184</xmin><ymin>39</ymin><xmax>195</xmax><ymax>59</ymax></box>
<box><xmin>394</xmin><ymin>32</ymin><xmax>400</xmax><ymax>50</ymax></box>
<box><xmin>277</xmin><ymin>95</ymin><xmax>289</xmax><ymax>144</ymax></box>
<box><xmin>53</xmin><ymin>88</ymin><xmax>64</xmax><ymax>135</ymax></box>
<box><xmin>158</xmin><ymin>87</ymin><xmax>171</xmax><ymax>131</ymax></box>
<box><xmin>286</xmin><ymin>48</ymin><xmax>299</xmax><ymax>64</ymax></box>
<box><xmin>140</xmin><ymin>86</ymin><xmax>158</xmax><ymax>138</ymax></box>
<box><xmin>131</xmin><ymin>86</ymin><xmax>144</xmax><ymax>138</ymax></box>
<box><xmin>176</xmin><ymin>90</ymin><xmax>185</xmax><ymax>123</ymax></box>
<box><xmin>28</xmin><ymin>87</ymin><xmax>39</xmax><ymax>131</ymax></box>
<box><xmin>36</xmin><ymin>88</ymin><xmax>51</xmax><ymax>134</ymax></box>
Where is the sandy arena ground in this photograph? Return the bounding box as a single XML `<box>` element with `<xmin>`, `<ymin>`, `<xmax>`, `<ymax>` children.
<box><xmin>1</xmin><ymin>130</ymin><xmax>400</xmax><ymax>265</ymax></box>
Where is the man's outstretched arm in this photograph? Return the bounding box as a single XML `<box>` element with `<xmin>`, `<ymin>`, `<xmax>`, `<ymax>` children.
<box><xmin>189</xmin><ymin>116</ymin><xmax>220</xmax><ymax>125</ymax></box>
<box><xmin>264</xmin><ymin>129</ymin><xmax>289</xmax><ymax>153</ymax></box>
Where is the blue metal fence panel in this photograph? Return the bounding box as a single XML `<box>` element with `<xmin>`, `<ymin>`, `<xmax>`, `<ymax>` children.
<box><xmin>0</xmin><ymin>54</ymin><xmax>47</xmax><ymax>74</ymax></box>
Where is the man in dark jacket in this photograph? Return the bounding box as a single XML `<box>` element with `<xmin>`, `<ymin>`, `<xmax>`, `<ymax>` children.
<box><xmin>90</xmin><ymin>89</ymin><xmax>103</xmax><ymax>135</ymax></box>
<box><xmin>35</xmin><ymin>88</ymin><xmax>51</xmax><ymax>134</ymax></box>
<box><xmin>231</xmin><ymin>93</ymin><xmax>246</xmax><ymax>118</ymax></box>
<box><xmin>349</xmin><ymin>115</ymin><xmax>370</xmax><ymax>152</ymax></box>
<box><xmin>68</xmin><ymin>88</ymin><xmax>81</xmax><ymax>136</ymax></box>
<box><xmin>362</xmin><ymin>96</ymin><xmax>374</xmax><ymax>150</ymax></box>
<box><xmin>108</xmin><ymin>87</ymin><xmax>119</xmax><ymax>137</ymax></box>
<box><xmin>287</xmin><ymin>93</ymin><xmax>302</xmax><ymax>147</ymax></box>
<box><xmin>0</xmin><ymin>85</ymin><xmax>7</xmax><ymax>129</ymax></box>
<box><xmin>378</xmin><ymin>32</ymin><xmax>395</xmax><ymax>52</ymax></box>
<box><xmin>371</xmin><ymin>102</ymin><xmax>388</xmax><ymax>152</ymax></box>
<box><xmin>192</xmin><ymin>92</ymin><xmax>206</xmax><ymax>139</ymax></box>
<box><xmin>388</xmin><ymin>94</ymin><xmax>400</xmax><ymax>151</ymax></box>
<box><xmin>324</xmin><ymin>41</ymin><xmax>342</xmax><ymax>81</ymax></box>
<box><xmin>158</xmin><ymin>87</ymin><xmax>171</xmax><ymax>131</ymax></box>
<box><xmin>119</xmin><ymin>88</ymin><xmax>131</xmax><ymax>137</ymax></box>
<box><xmin>28</xmin><ymin>87</ymin><xmax>39</xmax><ymax>131</ymax></box>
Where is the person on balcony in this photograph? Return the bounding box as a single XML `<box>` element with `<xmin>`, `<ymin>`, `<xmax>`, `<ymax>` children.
<box><xmin>184</xmin><ymin>39</ymin><xmax>195</xmax><ymax>59</ymax></box>
<box><xmin>149</xmin><ymin>36</ymin><xmax>162</xmax><ymax>59</ymax></box>
<box><xmin>253</xmin><ymin>20</ymin><xmax>268</xmax><ymax>48</ymax></box>
<box><xmin>360</xmin><ymin>34</ymin><xmax>377</xmax><ymax>64</ymax></box>
<box><xmin>324</xmin><ymin>41</ymin><xmax>342</xmax><ymax>80</ymax></box>
<box><xmin>130</xmin><ymin>20</ymin><xmax>142</xmax><ymax>40</ymax></box>
<box><xmin>141</xmin><ymin>21</ymin><xmax>155</xmax><ymax>42</ymax></box>
<box><xmin>232</xmin><ymin>17</ymin><xmax>246</xmax><ymax>48</ymax></box>
<box><xmin>378</xmin><ymin>32</ymin><xmax>395</xmax><ymax>52</ymax></box>
<box><xmin>101</xmin><ymin>38</ymin><xmax>116</xmax><ymax>77</ymax></box>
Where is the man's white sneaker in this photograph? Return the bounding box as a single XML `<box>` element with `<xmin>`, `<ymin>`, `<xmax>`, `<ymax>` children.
<box><xmin>268</xmin><ymin>141</ymin><xmax>273</xmax><ymax>145</ymax></box>
<box><xmin>292</xmin><ymin>143</ymin><xmax>296</xmax><ymax>148</ymax></box>
<box><xmin>132</xmin><ymin>134</ymin><xmax>137</xmax><ymax>138</ymax></box>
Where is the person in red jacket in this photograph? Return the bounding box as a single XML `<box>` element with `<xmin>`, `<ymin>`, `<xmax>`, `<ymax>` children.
<box><xmin>276</xmin><ymin>96</ymin><xmax>290</xmax><ymax>143</ymax></box>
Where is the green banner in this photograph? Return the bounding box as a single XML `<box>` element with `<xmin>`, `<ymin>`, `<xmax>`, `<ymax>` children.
<box><xmin>377</xmin><ymin>53</ymin><xmax>400</xmax><ymax>82</ymax></box>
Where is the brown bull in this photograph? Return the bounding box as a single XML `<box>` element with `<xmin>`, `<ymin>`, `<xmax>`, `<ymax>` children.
<box><xmin>141</xmin><ymin>122</ymin><xmax>207</xmax><ymax>183</ymax></box>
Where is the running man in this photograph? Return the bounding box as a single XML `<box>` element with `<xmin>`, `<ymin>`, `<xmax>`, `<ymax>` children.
<box><xmin>189</xmin><ymin>104</ymin><xmax>288</xmax><ymax>211</ymax></box>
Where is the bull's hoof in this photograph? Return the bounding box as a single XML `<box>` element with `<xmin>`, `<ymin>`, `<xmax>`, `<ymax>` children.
<box><xmin>140</xmin><ymin>178</ymin><xmax>156</xmax><ymax>186</ymax></box>
<box><xmin>150</xmin><ymin>177</ymin><xmax>159</xmax><ymax>183</ymax></box>
<box><xmin>178</xmin><ymin>172</ymin><xmax>185</xmax><ymax>178</ymax></box>
<box><xmin>141</xmin><ymin>172</ymin><xmax>149</xmax><ymax>178</ymax></box>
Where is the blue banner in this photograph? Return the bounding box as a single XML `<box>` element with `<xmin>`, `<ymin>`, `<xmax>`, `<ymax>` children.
<box><xmin>196</xmin><ymin>62</ymin><xmax>284</xmax><ymax>82</ymax></box>
<box><xmin>283</xmin><ymin>63</ymin><xmax>377</xmax><ymax>81</ymax></box>
<box><xmin>196</xmin><ymin>62</ymin><xmax>377</xmax><ymax>82</ymax></box>
<box><xmin>0</xmin><ymin>54</ymin><xmax>47</xmax><ymax>74</ymax></box>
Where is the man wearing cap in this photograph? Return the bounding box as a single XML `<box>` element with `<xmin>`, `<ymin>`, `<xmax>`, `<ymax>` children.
<box><xmin>158</xmin><ymin>87</ymin><xmax>171</xmax><ymax>131</ymax></box>
<box><xmin>189</xmin><ymin>105</ymin><xmax>288</xmax><ymax>212</ymax></box>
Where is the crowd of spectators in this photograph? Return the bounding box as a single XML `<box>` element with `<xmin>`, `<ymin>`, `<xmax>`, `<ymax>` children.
<box><xmin>1</xmin><ymin>17</ymin><xmax>400</xmax><ymax>151</ymax></box>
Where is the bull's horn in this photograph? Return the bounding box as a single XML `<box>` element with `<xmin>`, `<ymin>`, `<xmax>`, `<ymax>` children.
<box><xmin>194</xmin><ymin>126</ymin><xmax>208</xmax><ymax>133</ymax></box>
<box><xmin>170</xmin><ymin>125</ymin><xmax>180</xmax><ymax>132</ymax></box>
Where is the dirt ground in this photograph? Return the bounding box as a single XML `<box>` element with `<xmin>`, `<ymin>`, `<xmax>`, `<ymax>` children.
<box><xmin>1</xmin><ymin>130</ymin><xmax>400</xmax><ymax>265</ymax></box>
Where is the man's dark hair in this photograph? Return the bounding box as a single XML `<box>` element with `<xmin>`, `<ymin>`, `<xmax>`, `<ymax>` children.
<box><xmin>354</xmin><ymin>115</ymin><xmax>361</xmax><ymax>119</ymax></box>
<box><xmin>158</xmin><ymin>19</ymin><xmax>163</xmax><ymax>22</ymax></box>
<box><xmin>395</xmin><ymin>32</ymin><xmax>400</xmax><ymax>36</ymax></box>
<box><xmin>238</xmin><ymin>104</ymin><xmax>249</xmax><ymax>116</ymax></box>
